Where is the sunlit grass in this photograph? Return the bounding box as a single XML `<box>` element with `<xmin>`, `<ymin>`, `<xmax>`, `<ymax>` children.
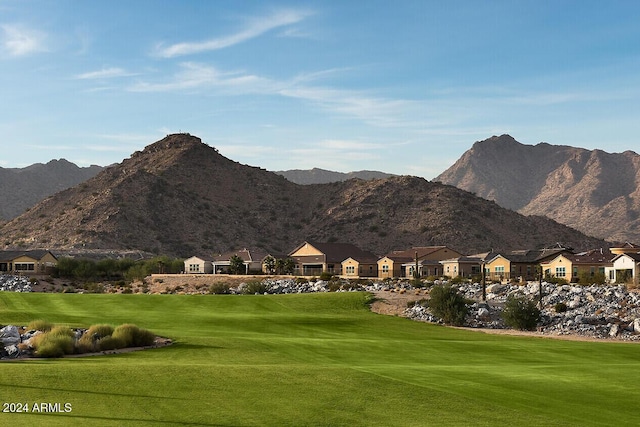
<box><xmin>1</xmin><ymin>292</ymin><xmax>639</xmax><ymax>426</ymax></box>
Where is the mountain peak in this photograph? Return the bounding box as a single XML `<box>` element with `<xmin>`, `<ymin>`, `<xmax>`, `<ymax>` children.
<box><xmin>437</xmin><ymin>136</ymin><xmax>640</xmax><ymax>243</ymax></box>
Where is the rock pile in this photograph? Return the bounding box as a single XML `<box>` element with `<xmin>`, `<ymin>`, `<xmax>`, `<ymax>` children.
<box><xmin>0</xmin><ymin>275</ymin><xmax>32</xmax><ymax>292</ymax></box>
<box><xmin>405</xmin><ymin>281</ymin><xmax>640</xmax><ymax>341</ymax></box>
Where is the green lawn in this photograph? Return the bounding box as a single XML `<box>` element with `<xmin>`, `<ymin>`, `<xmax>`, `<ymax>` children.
<box><xmin>1</xmin><ymin>292</ymin><xmax>639</xmax><ymax>426</ymax></box>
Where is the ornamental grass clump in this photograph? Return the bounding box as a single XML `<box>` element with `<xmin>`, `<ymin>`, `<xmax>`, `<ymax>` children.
<box><xmin>112</xmin><ymin>324</ymin><xmax>156</xmax><ymax>347</ymax></box>
<box><xmin>31</xmin><ymin>326</ymin><xmax>75</xmax><ymax>358</ymax></box>
<box><xmin>26</xmin><ymin>319</ymin><xmax>53</xmax><ymax>332</ymax></box>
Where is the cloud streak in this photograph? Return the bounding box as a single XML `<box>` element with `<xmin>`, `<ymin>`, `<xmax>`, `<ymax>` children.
<box><xmin>1</xmin><ymin>24</ymin><xmax>47</xmax><ymax>57</ymax></box>
<box><xmin>75</xmin><ymin>67</ymin><xmax>135</xmax><ymax>79</ymax></box>
<box><xmin>153</xmin><ymin>9</ymin><xmax>311</xmax><ymax>58</ymax></box>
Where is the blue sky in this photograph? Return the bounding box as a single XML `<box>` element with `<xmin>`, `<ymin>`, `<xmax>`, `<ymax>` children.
<box><xmin>1</xmin><ymin>1</ymin><xmax>639</xmax><ymax>178</ymax></box>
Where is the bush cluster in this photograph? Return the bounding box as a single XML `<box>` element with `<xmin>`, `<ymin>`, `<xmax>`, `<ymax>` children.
<box><xmin>501</xmin><ymin>293</ymin><xmax>541</xmax><ymax>331</ymax></box>
<box><xmin>27</xmin><ymin>322</ymin><xmax>157</xmax><ymax>358</ymax></box>
<box><xmin>428</xmin><ymin>284</ymin><xmax>469</xmax><ymax>326</ymax></box>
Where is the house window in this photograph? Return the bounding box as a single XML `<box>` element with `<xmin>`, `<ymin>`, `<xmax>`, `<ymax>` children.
<box><xmin>556</xmin><ymin>267</ymin><xmax>566</xmax><ymax>278</ymax></box>
<box><xmin>382</xmin><ymin>264</ymin><xmax>389</xmax><ymax>273</ymax></box>
<box><xmin>189</xmin><ymin>264</ymin><xmax>199</xmax><ymax>272</ymax></box>
<box><xmin>495</xmin><ymin>266</ymin><xmax>504</xmax><ymax>273</ymax></box>
<box><xmin>14</xmin><ymin>263</ymin><xmax>35</xmax><ymax>271</ymax></box>
<box><xmin>346</xmin><ymin>266</ymin><xmax>355</xmax><ymax>274</ymax></box>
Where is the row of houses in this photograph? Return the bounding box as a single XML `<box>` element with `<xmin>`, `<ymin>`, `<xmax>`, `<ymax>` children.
<box><xmin>186</xmin><ymin>241</ymin><xmax>640</xmax><ymax>285</ymax></box>
<box><xmin>3</xmin><ymin>240</ymin><xmax>639</xmax><ymax>285</ymax></box>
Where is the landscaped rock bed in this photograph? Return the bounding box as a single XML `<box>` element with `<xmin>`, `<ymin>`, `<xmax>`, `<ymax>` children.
<box><xmin>404</xmin><ymin>281</ymin><xmax>640</xmax><ymax>341</ymax></box>
<box><xmin>0</xmin><ymin>275</ymin><xmax>32</xmax><ymax>292</ymax></box>
<box><xmin>0</xmin><ymin>322</ymin><xmax>171</xmax><ymax>360</ymax></box>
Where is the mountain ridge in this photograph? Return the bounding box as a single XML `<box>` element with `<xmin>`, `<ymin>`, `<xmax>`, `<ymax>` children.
<box><xmin>0</xmin><ymin>159</ymin><xmax>103</xmax><ymax>220</ymax></box>
<box><xmin>436</xmin><ymin>134</ymin><xmax>640</xmax><ymax>243</ymax></box>
<box><xmin>0</xmin><ymin>133</ymin><xmax>606</xmax><ymax>257</ymax></box>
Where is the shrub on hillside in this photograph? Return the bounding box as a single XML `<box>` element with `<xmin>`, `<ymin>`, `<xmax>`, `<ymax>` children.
<box><xmin>320</xmin><ymin>271</ymin><xmax>333</xmax><ymax>281</ymax></box>
<box><xmin>241</xmin><ymin>281</ymin><xmax>267</xmax><ymax>294</ymax></box>
<box><xmin>428</xmin><ymin>284</ymin><xmax>469</xmax><ymax>326</ymax></box>
<box><xmin>209</xmin><ymin>282</ymin><xmax>230</xmax><ymax>294</ymax></box>
<box><xmin>502</xmin><ymin>293</ymin><xmax>541</xmax><ymax>331</ymax></box>
<box><xmin>554</xmin><ymin>302</ymin><xmax>568</xmax><ymax>313</ymax></box>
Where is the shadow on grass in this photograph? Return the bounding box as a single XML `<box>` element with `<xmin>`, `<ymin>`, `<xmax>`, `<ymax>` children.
<box><xmin>0</xmin><ymin>382</ymin><xmax>187</xmax><ymax>401</ymax></box>
<box><xmin>24</xmin><ymin>412</ymin><xmax>233</xmax><ymax>426</ymax></box>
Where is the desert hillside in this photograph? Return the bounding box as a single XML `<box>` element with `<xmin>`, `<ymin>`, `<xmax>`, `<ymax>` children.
<box><xmin>436</xmin><ymin>135</ymin><xmax>640</xmax><ymax>243</ymax></box>
<box><xmin>0</xmin><ymin>134</ymin><xmax>606</xmax><ymax>257</ymax></box>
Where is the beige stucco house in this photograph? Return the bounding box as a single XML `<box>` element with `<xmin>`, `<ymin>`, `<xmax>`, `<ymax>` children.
<box><xmin>183</xmin><ymin>256</ymin><xmax>213</xmax><ymax>274</ymax></box>
<box><xmin>0</xmin><ymin>250</ymin><xmax>58</xmax><ymax>274</ymax></box>
<box><xmin>540</xmin><ymin>249</ymin><xmax>612</xmax><ymax>283</ymax></box>
<box><xmin>289</xmin><ymin>241</ymin><xmax>378</xmax><ymax>277</ymax></box>
<box><xmin>378</xmin><ymin>246</ymin><xmax>462</xmax><ymax>278</ymax></box>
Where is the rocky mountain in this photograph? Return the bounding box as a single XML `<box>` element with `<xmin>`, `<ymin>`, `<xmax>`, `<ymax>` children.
<box><xmin>275</xmin><ymin>168</ymin><xmax>395</xmax><ymax>184</ymax></box>
<box><xmin>435</xmin><ymin>134</ymin><xmax>640</xmax><ymax>243</ymax></box>
<box><xmin>0</xmin><ymin>134</ymin><xmax>606</xmax><ymax>257</ymax></box>
<box><xmin>0</xmin><ymin>159</ymin><xmax>103</xmax><ymax>220</ymax></box>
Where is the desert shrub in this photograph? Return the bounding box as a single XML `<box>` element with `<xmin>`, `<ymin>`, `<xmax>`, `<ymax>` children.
<box><xmin>546</xmin><ymin>276</ymin><xmax>568</xmax><ymax>285</ymax></box>
<box><xmin>320</xmin><ymin>271</ymin><xmax>333</xmax><ymax>281</ymax></box>
<box><xmin>554</xmin><ymin>302</ymin><xmax>568</xmax><ymax>313</ymax></box>
<box><xmin>428</xmin><ymin>284</ymin><xmax>469</xmax><ymax>326</ymax></box>
<box><xmin>450</xmin><ymin>275</ymin><xmax>466</xmax><ymax>284</ymax></box>
<box><xmin>502</xmin><ymin>293</ymin><xmax>541</xmax><ymax>331</ymax></box>
<box><xmin>327</xmin><ymin>281</ymin><xmax>342</xmax><ymax>292</ymax></box>
<box><xmin>241</xmin><ymin>280</ymin><xmax>267</xmax><ymax>294</ymax></box>
<box><xmin>112</xmin><ymin>324</ymin><xmax>156</xmax><ymax>347</ymax></box>
<box><xmin>209</xmin><ymin>282</ymin><xmax>230</xmax><ymax>294</ymax></box>
<box><xmin>295</xmin><ymin>277</ymin><xmax>308</xmax><ymax>284</ymax></box>
<box><xmin>27</xmin><ymin>319</ymin><xmax>53</xmax><ymax>332</ymax></box>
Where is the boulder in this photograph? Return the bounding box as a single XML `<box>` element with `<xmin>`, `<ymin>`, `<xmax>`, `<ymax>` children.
<box><xmin>609</xmin><ymin>324</ymin><xmax>620</xmax><ymax>337</ymax></box>
<box><xmin>0</xmin><ymin>325</ymin><xmax>20</xmax><ymax>345</ymax></box>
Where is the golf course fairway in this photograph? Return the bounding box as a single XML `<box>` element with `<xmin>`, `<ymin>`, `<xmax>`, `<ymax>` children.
<box><xmin>1</xmin><ymin>291</ymin><xmax>639</xmax><ymax>426</ymax></box>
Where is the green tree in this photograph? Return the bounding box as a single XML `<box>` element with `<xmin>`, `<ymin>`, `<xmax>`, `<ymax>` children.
<box><xmin>263</xmin><ymin>255</ymin><xmax>276</xmax><ymax>274</ymax></box>
<box><xmin>502</xmin><ymin>293</ymin><xmax>541</xmax><ymax>331</ymax></box>
<box><xmin>229</xmin><ymin>255</ymin><xmax>245</xmax><ymax>275</ymax></box>
<box><xmin>283</xmin><ymin>258</ymin><xmax>295</xmax><ymax>275</ymax></box>
<box><xmin>428</xmin><ymin>284</ymin><xmax>469</xmax><ymax>326</ymax></box>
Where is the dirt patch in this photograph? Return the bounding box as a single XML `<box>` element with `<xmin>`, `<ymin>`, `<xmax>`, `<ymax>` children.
<box><xmin>370</xmin><ymin>289</ymin><xmax>429</xmax><ymax>316</ymax></box>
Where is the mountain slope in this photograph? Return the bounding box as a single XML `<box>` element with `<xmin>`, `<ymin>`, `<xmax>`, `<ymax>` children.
<box><xmin>0</xmin><ymin>134</ymin><xmax>606</xmax><ymax>257</ymax></box>
<box><xmin>0</xmin><ymin>159</ymin><xmax>103</xmax><ymax>220</ymax></box>
<box><xmin>275</xmin><ymin>168</ymin><xmax>395</xmax><ymax>184</ymax></box>
<box><xmin>436</xmin><ymin>135</ymin><xmax>640</xmax><ymax>242</ymax></box>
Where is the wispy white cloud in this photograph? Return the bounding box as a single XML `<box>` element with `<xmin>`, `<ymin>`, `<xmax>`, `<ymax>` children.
<box><xmin>128</xmin><ymin>62</ymin><xmax>274</xmax><ymax>93</ymax></box>
<box><xmin>0</xmin><ymin>23</ymin><xmax>47</xmax><ymax>57</ymax></box>
<box><xmin>153</xmin><ymin>9</ymin><xmax>312</xmax><ymax>58</ymax></box>
<box><xmin>75</xmin><ymin>67</ymin><xmax>136</xmax><ymax>79</ymax></box>
<box><xmin>128</xmin><ymin>62</ymin><xmax>421</xmax><ymax>128</ymax></box>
